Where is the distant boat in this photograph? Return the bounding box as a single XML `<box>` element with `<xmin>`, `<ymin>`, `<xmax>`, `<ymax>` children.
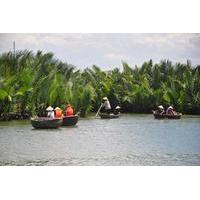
<box><xmin>62</xmin><ymin>115</ymin><xmax>79</xmax><ymax>126</ymax></box>
<box><xmin>152</xmin><ymin>111</ymin><xmax>182</xmax><ymax>119</ymax></box>
<box><xmin>99</xmin><ymin>113</ymin><xmax>120</xmax><ymax>119</ymax></box>
<box><xmin>31</xmin><ymin>117</ymin><xmax>63</xmax><ymax>129</ymax></box>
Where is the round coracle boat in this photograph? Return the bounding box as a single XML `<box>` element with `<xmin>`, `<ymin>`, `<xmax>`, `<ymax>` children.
<box><xmin>31</xmin><ymin>117</ymin><xmax>63</xmax><ymax>129</ymax></box>
<box><xmin>99</xmin><ymin>113</ymin><xmax>120</xmax><ymax>119</ymax></box>
<box><xmin>62</xmin><ymin>115</ymin><xmax>79</xmax><ymax>126</ymax></box>
<box><xmin>152</xmin><ymin>111</ymin><xmax>182</xmax><ymax>119</ymax></box>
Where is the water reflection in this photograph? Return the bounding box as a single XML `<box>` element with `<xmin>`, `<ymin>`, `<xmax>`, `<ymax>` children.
<box><xmin>0</xmin><ymin>114</ymin><xmax>200</xmax><ymax>165</ymax></box>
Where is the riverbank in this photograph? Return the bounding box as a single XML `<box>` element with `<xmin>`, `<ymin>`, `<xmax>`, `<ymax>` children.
<box><xmin>1</xmin><ymin>111</ymin><xmax>200</xmax><ymax>122</ymax></box>
<box><xmin>1</xmin><ymin>50</ymin><xmax>200</xmax><ymax>120</ymax></box>
<box><xmin>0</xmin><ymin>112</ymin><xmax>30</xmax><ymax>121</ymax></box>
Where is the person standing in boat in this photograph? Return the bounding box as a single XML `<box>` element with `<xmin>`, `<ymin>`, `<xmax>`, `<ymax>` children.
<box><xmin>46</xmin><ymin>106</ymin><xmax>55</xmax><ymax>118</ymax></box>
<box><xmin>65</xmin><ymin>102</ymin><xmax>74</xmax><ymax>116</ymax></box>
<box><xmin>101</xmin><ymin>97</ymin><xmax>111</xmax><ymax>114</ymax></box>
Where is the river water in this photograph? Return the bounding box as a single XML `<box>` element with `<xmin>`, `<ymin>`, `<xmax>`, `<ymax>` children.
<box><xmin>0</xmin><ymin>114</ymin><xmax>199</xmax><ymax>166</ymax></box>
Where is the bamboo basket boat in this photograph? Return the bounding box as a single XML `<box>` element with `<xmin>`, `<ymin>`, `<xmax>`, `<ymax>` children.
<box><xmin>62</xmin><ymin>115</ymin><xmax>79</xmax><ymax>126</ymax></box>
<box><xmin>99</xmin><ymin>113</ymin><xmax>120</xmax><ymax>119</ymax></box>
<box><xmin>152</xmin><ymin>111</ymin><xmax>182</xmax><ymax>119</ymax></box>
<box><xmin>31</xmin><ymin>117</ymin><xmax>63</xmax><ymax>129</ymax></box>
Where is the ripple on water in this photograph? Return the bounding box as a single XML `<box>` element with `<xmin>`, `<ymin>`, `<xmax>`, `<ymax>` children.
<box><xmin>0</xmin><ymin>115</ymin><xmax>200</xmax><ymax>166</ymax></box>
<box><xmin>1</xmin><ymin>153</ymin><xmax>200</xmax><ymax>166</ymax></box>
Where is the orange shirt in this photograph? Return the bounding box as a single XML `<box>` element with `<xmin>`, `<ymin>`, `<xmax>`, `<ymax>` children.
<box><xmin>55</xmin><ymin>109</ymin><xmax>62</xmax><ymax>118</ymax></box>
<box><xmin>66</xmin><ymin>106</ymin><xmax>74</xmax><ymax>116</ymax></box>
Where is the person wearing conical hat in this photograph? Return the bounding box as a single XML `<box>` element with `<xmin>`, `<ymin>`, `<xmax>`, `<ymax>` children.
<box><xmin>166</xmin><ymin>105</ymin><xmax>175</xmax><ymax>115</ymax></box>
<box><xmin>114</xmin><ymin>106</ymin><xmax>121</xmax><ymax>115</ymax></box>
<box><xmin>158</xmin><ymin>105</ymin><xmax>164</xmax><ymax>110</ymax></box>
<box><xmin>101</xmin><ymin>97</ymin><xmax>111</xmax><ymax>114</ymax></box>
<box><xmin>55</xmin><ymin>107</ymin><xmax>63</xmax><ymax>118</ymax></box>
<box><xmin>46</xmin><ymin>106</ymin><xmax>53</xmax><ymax>111</ymax></box>
<box><xmin>46</xmin><ymin>106</ymin><xmax>54</xmax><ymax>118</ymax></box>
<box><xmin>157</xmin><ymin>105</ymin><xmax>165</xmax><ymax>115</ymax></box>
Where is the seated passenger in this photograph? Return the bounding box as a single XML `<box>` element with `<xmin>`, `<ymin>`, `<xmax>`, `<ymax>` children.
<box><xmin>157</xmin><ymin>105</ymin><xmax>165</xmax><ymax>115</ymax></box>
<box><xmin>54</xmin><ymin>107</ymin><xmax>63</xmax><ymax>118</ymax></box>
<box><xmin>113</xmin><ymin>106</ymin><xmax>121</xmax><ymax>115</ymax></box>
<box><xmin>46</xmin><ymin>106</ymin><xmax>54</xmax><ymax>118</ymax></box>
<box><xmin>65</xmin><ymin>103</ymin><xmax>74</xmax><ymax>116</ymax></box>
<box><xmin>166</xmin><ymin>106</ymin><xmax>175</xmax><ymax>115</ymax></box>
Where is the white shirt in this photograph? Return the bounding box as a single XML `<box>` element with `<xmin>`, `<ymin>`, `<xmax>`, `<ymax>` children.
<box><xmin>102</xmin><ymin>100</ymin><xmax>111</xmax><ymax>110</ymax></box>
<box><xmin>47</xmin><ymin>111</ymin><xmax>54</xmax><ymax>118</ymax></box>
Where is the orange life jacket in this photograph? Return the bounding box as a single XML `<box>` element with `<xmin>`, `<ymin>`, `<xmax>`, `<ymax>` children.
<box><xmin>66</xmin><ymin>106</ymin><xmax>74</xmax><ymax>116</ymax></box>
<box><xmin>55</xmin><ymin>109</ymin><xmax>62</xmax><ymax>118</ymax></box>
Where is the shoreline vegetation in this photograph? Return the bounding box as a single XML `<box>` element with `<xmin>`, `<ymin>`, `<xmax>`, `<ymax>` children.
<box><xmin>0</xmin><ymin>50</ymin><xmax>200</xmax><ymax>120</ymax></box>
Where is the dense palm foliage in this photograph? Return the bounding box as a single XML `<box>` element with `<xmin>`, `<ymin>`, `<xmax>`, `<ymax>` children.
<box><xmin>0</xmin><ymin>50</ymin><xmax>199</xmax><ymax>119</ymax></box>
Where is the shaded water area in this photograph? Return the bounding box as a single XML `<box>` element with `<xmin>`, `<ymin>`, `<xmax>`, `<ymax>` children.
<box><xmin>0</xmin><ymin>114</ymin><xmax>200</xmax><ymax>166</ymax></box>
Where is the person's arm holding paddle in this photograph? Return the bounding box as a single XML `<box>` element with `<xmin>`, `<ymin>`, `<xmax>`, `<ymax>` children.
<box><xmin>95</xmin><ymin>103</ymin><xmax>103</xmax><ymax>117</ymax></box>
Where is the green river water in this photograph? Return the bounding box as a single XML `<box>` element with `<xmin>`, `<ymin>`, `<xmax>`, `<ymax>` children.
<box><xmin>0</xmin><ymin>114</ymin><xmax>200</xmax><ymax>165</ymax></box>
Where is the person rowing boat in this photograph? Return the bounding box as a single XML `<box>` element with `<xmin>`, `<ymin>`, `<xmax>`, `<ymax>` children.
<box><xmin>97</xmin><ymin>97</ymin><xmax>121</xmax><ymax>119</ymax></box>
<box><xmin>100</xmin><ymin>97</ymin><xmax>111</xmax><ymax>114</ymax></box>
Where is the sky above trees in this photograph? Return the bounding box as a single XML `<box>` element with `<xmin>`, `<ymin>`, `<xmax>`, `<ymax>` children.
<box><xmin>0</xmin><ymin>33</ymin><xmax>200</xmax><ymax>70</ymax></box>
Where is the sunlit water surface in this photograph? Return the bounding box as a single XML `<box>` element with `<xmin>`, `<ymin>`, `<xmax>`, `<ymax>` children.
<box><xmin>0</xmin><ymin>114</ymin><xmax>200</xmax><ymax>165</ymax></box>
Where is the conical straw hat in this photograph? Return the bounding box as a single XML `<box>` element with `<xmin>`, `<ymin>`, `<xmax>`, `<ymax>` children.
<box><xmin>46</xmin><ymin>106</ymin><xmax>54</xmax><ymax>111</ymax></box>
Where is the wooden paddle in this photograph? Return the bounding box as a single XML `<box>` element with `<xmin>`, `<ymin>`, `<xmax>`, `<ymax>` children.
<box><xmin>95</xmin><ymin>104</ymin><xmax>103</xmax><ymax>117</ymax></box>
